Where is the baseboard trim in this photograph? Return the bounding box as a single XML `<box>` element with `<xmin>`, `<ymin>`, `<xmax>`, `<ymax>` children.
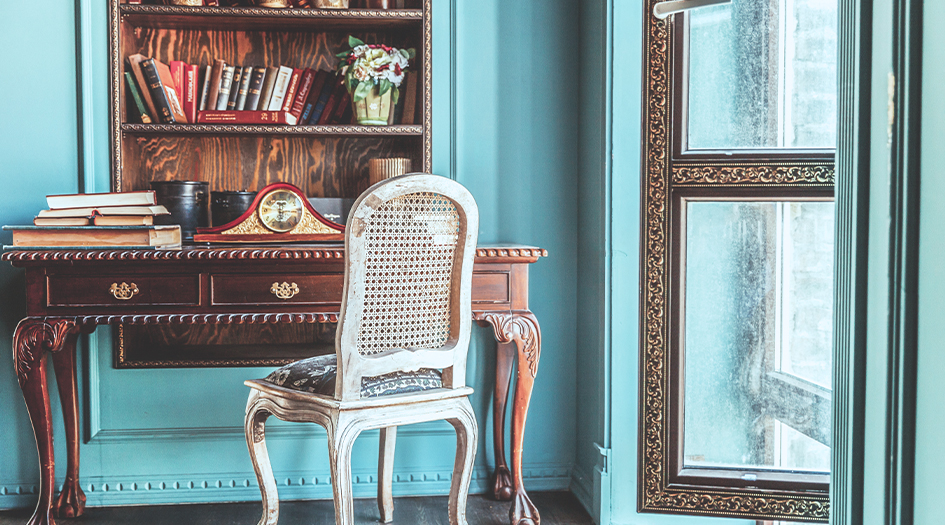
<box><xmin>0</xmin><ymin>463</ymin><xmax>572</xmax><ymax>509</ymax></box>
<box><xmin>569</xmin><ymin>465</ymin><xmax>594</xmax><ymax>517</ymax></box>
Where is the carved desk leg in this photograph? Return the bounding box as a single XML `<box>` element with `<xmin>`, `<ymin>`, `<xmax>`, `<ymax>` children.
<box><xmin>51</xmin><ymin>325</ymin><xmax>91</xmax><ymax>519</ymax></box>
<box><xmin>13</xmin><ymin>318</ymin><xmax>79</xmax><ymax>525</ymax></box>
<box><xmin>491</xmin><ymin>341</ymin><xmax>515</xmax><ymax>501</ymax></box>
<box><xmin>476</xmin><ymin>311</ymin><xmax>542</xmax><ymax>525</ymax></box>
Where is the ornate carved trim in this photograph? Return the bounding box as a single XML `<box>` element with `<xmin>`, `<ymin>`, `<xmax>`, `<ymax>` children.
<box><xmin>120</xmin><ymin>4</ymin><xmax>423</xmax><ymax>19</ymax></box>
<box><xmin>474</xmin><ymin>311</ymin><xmax>540</xmax><ymax>378</ymax></box>
<box><xmin>422</xmin><ymin>0</ymin><xmax>433</xmax><ymax>172</ymax></box>
<box><xmin>119</xmin><ymin>357</ymin><xmax>296</xmax><ymax>368</ymax></box>
<box><xmin>13</xmin><ymin>319</ymin><xmax>78</xmax><ymax>387</ymax></box>
<box><xmin>85</xmin><ymin>313</ymin><xmax>339</xmax><ymax>326</ymax></box>
<box><xmin>111</xmin><ymin>0</ymin><xmax>121</xmax><ymax>192</ymax></box>
<box><xmin>3</xmin><ymin>246</ymin><xmax>546</xmax><ymax>263</ymax></box>
<box><xmin>673</xmin><ymin>164</ymin><xmax>835</xmax><ymax>186</ymax></box>
<box><xmin>639</xmin><ymin>2</ymin><xmax>828</xmax><ymax>521</ymax></box>
<box><xmin>121</xmin><ymin>123</ymin><xmax>422</xmax><ymax>136</ymax></box>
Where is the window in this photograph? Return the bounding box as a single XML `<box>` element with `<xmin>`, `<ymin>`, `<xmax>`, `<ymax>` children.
<box><xmin>638</xmin><ymin>0</ymin><xmax>836</xmax><ymax>521</ymax></box>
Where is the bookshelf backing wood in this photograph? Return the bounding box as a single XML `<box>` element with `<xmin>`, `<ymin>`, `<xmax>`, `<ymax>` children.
<box><xmin>110</xmin><ymin>1</ymin><xmax>431</xmax><ymax>195</ymax></box>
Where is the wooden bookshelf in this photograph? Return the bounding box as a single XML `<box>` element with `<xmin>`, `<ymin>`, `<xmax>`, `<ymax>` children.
<box><xmin>109</xmin><ymin>0</ymin><xmax>431</xmax><ymax>196</ymax></box>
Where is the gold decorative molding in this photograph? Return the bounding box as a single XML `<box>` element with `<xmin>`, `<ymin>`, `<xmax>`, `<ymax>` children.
<box><xmin>121</xmin><ymin>123</ymin><xmax>423</xmax><ymax>136</ymax></box>
<box><xmin>120</xmin><ymin>4</ymin><xmax>423</xmax><ymax>19</ymax></box>
<box><xmin>219</xmin><ymin>208</ymin><xmax>341</xmax><ymax>236</ymax></box>
<box><xmin>673</xmin><ymin>164</ymin><xmax>835</xmax><ymax>186</ymax></box>
<box><xmin>638</xmin><ymin>1</ymin><xmax>829</xmax><ymax>521</ymax></box>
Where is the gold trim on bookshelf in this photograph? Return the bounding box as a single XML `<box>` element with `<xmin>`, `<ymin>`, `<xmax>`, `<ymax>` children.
<box><xmin>422</xmin><ymin>0</ymin><xmax>433</xmax><ymax>173</ymax></box>
<box><xmin>120</xmin><ymin>123</ymin><xmax>423</xmax><ymax>135</ymax></box>
<box><xmin>120</xmin><ymin>4</ymin><xmax>423</xmax><ymax>19</ymax></box>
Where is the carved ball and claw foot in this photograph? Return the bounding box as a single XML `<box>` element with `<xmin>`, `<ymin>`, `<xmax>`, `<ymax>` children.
<box><xmin>511</xmin><ymin>492</ymin><xmax>540</xmax><ymax>525</ymax></box>
<box><xmin>493</xmin><ymin>465</ymin><xmax>514</xmax><ymax>501</ymax></box>
<box><xmin>53</xmin><ymin>477</ymin><xmax>86</xmax><ymax>519</ymax></box>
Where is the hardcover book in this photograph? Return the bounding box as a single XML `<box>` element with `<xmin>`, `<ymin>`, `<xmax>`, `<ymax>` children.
<box><xmin>126</xmin><ymin>54</ymin><xmax>159</xmax><ymax>121</ymax></box>
<box><xmin>5</xmin><ymin>225</ymin><xmax>181</xmax><ymax>248</ymax></box>
<box><xmin>304</xmin><ymin>72</ymin><xmax>337</xmax><ymax>125</ymax></box>
<box><xmin>266</xmin><ymin>66</ymin><xmax>294</xmax><ymax>111</ymax></box>
<box><xmin>196</xmin><ymin>110</ymin><xmax>292</xmax><ymax>124</ymax></box>
<box><xmin>33</xmin><ymin>217</ymin><xmax>91</xmax><ymax>227</ymax></box>
<box><xmin>124</xmin><ymin>72</ymin><xmax>152</xmax><ymax>124</ymax></box>
<box><xmin>216</xmin><ymin>66</ymin><xmax>236</xmax><ymax>111</ymax></box>
<box><xmin>198</xmin><ymin>65</ymin><xmax>212</xmax><ymax>111</ymax></box>
<box><xmin>37</xmin><ymin>205</ymin><xmax>170</xmax><ymax>219</ymax></box>
<box><xmin>141</xmin><ymin>58</ymin><xmax>187</xmax><ymax>124</ymax></box>
<box><xmin>47</xmin><ymin>190</ymin><xmax>157</xmax><ymax>210</ymax></box>
<box><xmin>244</xmin><ymin>67</ymin><xmax>268</xmax><ymax>111</ymax></box>
<box><xmin>257</xmin><ymin>66</ymin><xmax>279</xmax><ymax>111</ymax></box>
<box><xmin>280</xmin><ymin>68</ymin><xmax>303</xmax><ymax>113</ymax></box>
<box><xmin>287</xmin><ymin>68</ymin><xmax>316</xmax><ymax>125</ymax></box>
<box><xmin>183</xmin><ymin>64</ymin><xmax>199</xmax><ymax>123</ymax></box>
<box><xmin>93</xmin><ymin>215</ymin><xmax>154</xmax><ymax>226</ymax></box>
<box><xmin>226</xmin><ymin>66</ymin><xmax>244</xmax><ymax>111</ymax></box>
<box><xmin>206</xmin><ymin>60</ymin><xmax>226</xmax><ymax>110</ymax></box>
<box><xmin>317</xmin><ymin>78</ymin><xmax>348</xmax><ymax>125</ymax></box>
<box><xmin>235</xmin><ymin>66</ymin><xmax>253</xmax><ymax>111</ymax></box>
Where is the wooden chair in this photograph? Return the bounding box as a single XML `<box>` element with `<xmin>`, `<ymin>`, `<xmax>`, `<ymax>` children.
<box><xmin>244</xmin><ymin>173</ymin><xmax>480</xmax><ymax>525</ymax></box>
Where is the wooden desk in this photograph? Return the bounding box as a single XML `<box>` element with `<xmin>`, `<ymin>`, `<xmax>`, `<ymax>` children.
<box><xmin>3</xmin><ymin>244</ymin><xmax>546</xmax><ymax>525</ymax></box>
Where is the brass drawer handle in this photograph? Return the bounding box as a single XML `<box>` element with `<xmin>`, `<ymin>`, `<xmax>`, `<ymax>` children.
<box><xmin>109</xmin><ymin>282</ymin><xmax>139</xmax><ymax>300</ymax></box>
<box><xmin>270</xmin><ymin>282</ymin><xmax>300</xmax><ymax>300</ymax></box>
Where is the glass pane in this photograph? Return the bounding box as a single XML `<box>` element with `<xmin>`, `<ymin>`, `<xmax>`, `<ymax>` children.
<box><xmin>687</xmin><ymin>0</ymin><xmax>838</xmax><ymax>149</ymax></box>
<box><xmin>682</xmin><ymin>201</ymin><xmax>833</xmax><ymax>472</ymax></box>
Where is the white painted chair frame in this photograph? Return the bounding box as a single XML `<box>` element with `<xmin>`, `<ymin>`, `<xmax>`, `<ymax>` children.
<box><xmin>244</xmin><ymin>174</ymin><xmax>480</xmax><ymax>525</ymax></box>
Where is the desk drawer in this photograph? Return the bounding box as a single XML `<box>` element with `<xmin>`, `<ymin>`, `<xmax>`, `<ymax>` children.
<box><xmin>47</xmin><ymin>274</ymin><xmax>200</xmax><ymax>307</ymax></box>
<box><xmin>211</xmin><ymin>273</ymin><xmax>343</xmax><ymax>306</ymax></box>
<box><xmin>471</xmin><ymin>272</ymin><xmax>510</xmax><ymax>305</ymax></box>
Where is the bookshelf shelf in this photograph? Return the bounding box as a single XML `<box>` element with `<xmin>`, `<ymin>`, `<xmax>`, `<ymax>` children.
<box><xmin>110</xmin><ymin>0</ymin><xmax>431</xmax><ymax>198</ymax></box>
<box><xmin>120</xmin><ymin>5</ymin><xmax>423</xmax><ymax>31</ymax></box>
<box><xmin>121</xmin><ymin>123</ymin><xmax>423</xmax><ymax>137</ymax></box>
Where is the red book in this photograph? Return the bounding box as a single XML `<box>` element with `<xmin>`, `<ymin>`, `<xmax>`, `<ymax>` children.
<box><xmin>329</xmin><ymin>91</ymin><xmax>351</xmax><ymax>124</ymax></box>
<box><xmin>169</xmin><ymin>61</ymin><xmax>188</xmax><ymax>123</ymax></box>
<box><xmin>183</xmin><ymin>64</ymin><xmax>199</xmax><ymax>124</ymax></box>
<box><xmin>287</xmin><ymin>68</ymin><xmax>316</xmax><ymax>125</ymax></box>
<box><xmin>196</xmin><ymin>110</ymin><xmax>292</xmax><ymax>124</ymax></box>
<box><xmin>280</xmin><ymin>68</ymin><xmax>303</xmax><ymax>113</ymax></box>
<box><xmin>317</xmin><ymin>79</ymin><xmax>348</xmax><ymax>125</ymax></box>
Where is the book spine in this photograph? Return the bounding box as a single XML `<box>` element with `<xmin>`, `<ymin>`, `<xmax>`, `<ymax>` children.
<box><xmin>280</xmin><ymin>68</ymin><xmax>302</xmax><ymax>113</ymax></box>
<box><xmin>401</xmin><ymin>70</ymin><xmax>418</xmax><ymax>125</ymax></box>
<box><xmin>226</xmin><ymin>67</ymin><xmax>243</xmax><ymax>110</ymax></box>
<box><xmin>257</xmin><ymin>66</ymin><xmax>279</xmax><ymax>112</ymax></box>
<box><xmin>198</xmin><ymin>65</ymin><xmax>212</xmax><ymax>111</ymax></box>
<box><xmin>266</xmin><ymin>66</ymin><xmax>293</xmax><ymax>111</ymax></box>
<box><xmin>155</xmin><ymin>60</ymin><xmax>188</xmax><ymax>123</ymax></box>
<box><xmin>124</xmin><ymin>71</ymin><xmax>152</xmax><ymax>124</ymax></box>
<box><xmin>330</xmin><ymin>90</ymin><xmax>351</xmax><ymax>125</ymax></box>
<box><xmin>184</xmin><ymin>64</ymin><xmax>199</xmax><ymax>123</ymax></box>
<box><xmin>317</xmin><ymin>78</ymin><xmax>347</xmax><ymax>125</ymax></box>
<box><xmin>287</xmin><ymin>69</ymin><xmax>316</xmax><ymax>125</ymax></box>
<box><xmin>244</xmin><ymin>67</ymin><xmax>268</xmax><ymax>111</ymax></box>
<box><xmin>140</xmin><ymin>59</ymin><xmax>176</xmax><ymax>124</ymax></box>
<box><xmin>206</xmin><ymin>60</ymin><xmax>225</xmax><ymax>110</ymax></box>
<box><xmin>306</xmin><ymin>74</ymin><xmax>337</xmax><ymax>125</ymax></box>
<box><xmin>235</xmin><ymin>66</ymin><xmax>253</xmax><ymax>111</ymax></box>
<box><xmin>127</xmin><ymin>55</ymin><xmax>159</xmax><ymax>120</ymax></box>
<box><xmin>298</xmin><ymin>73</ymin><xmax>323</xmax><ymax>126</ymax></box>
<box><xmin>196</xmin><ymin>110</ymin><xmax>291</xmax><ymax>124</ymax></box>
<box><xmin>215</xmin><ymin>66</ymin><xmax>235</xmax><ymax>110</ymax></box>
<box><xmin>170</xmin><ymin>61</ymin><xmax>185</xmax><ymax>99</ymax></box>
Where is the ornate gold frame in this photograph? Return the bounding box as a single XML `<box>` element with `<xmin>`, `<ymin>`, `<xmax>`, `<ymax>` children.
<box><xmin>638</xmin><ymin>2</ymin><xmax>832</xmax><ymax>521</ymax></box>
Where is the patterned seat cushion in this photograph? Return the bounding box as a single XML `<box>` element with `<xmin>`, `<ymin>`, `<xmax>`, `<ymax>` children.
<box><xmin>263</xmin><ymin>354</ymin><xmax>443</xmax><ymax>398</ymax></box>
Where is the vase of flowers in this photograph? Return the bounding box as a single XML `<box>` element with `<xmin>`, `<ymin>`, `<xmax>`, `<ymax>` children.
<box><xmin>336</xmin><ymin>36</ymin><xmax>415</xmax><ymax>126</ymax></box>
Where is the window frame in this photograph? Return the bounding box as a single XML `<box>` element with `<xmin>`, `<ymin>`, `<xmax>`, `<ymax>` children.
<box><xmin>637</xmin><ymin>2</ymin><xmax>834</xmax><ymax>521</ymax></box>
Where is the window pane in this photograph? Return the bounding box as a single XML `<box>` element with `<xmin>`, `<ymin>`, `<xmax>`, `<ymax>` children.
<box><xmin>687</xmin><ymin>0</ymin><xmax>838</xmax><ymax>149</ymax></box>
<box><xmin>682</xmin><ymin>201</ymin><xmax>833</xmax><ymax>471</ymax></box>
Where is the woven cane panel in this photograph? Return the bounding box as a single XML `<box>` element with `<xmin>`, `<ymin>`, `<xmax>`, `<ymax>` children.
<box><xmin>356</xmin><ymin>192</ymin><xmax>460</xmax><ymax>356</ymax></box>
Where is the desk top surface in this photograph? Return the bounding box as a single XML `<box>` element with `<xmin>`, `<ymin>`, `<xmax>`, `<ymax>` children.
<box><xmin>2</xmin><ymin>243</ymin><xmax>547</xmax><ymax>266</ymax></box>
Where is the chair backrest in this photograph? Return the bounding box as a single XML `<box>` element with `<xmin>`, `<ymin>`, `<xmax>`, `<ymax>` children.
<box><xmin>334</xmin><ymin>173</ymin><xmax>479</xmax><ymax>400</ymax></box>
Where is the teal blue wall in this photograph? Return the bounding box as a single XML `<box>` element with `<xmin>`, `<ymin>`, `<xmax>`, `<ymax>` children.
<box><xmin>0</xmin><ymin>0</ymin><xmax>579</xmax><ymax>509</ymax></box>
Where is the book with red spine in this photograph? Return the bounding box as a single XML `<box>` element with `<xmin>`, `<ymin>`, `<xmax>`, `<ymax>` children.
<box><xmin>329</xmin><ymin>90</ymin><xmax>351</xmax><ymax>124</ymax></box>
<box><xmin>280</xmin><ymin>68</ymin><xmax>303</xmax><ymax>113</ymax></box>
<box><xmin>287</xmin><ymin>68</ymin><xmax>316</xmax><ymax>125</ymax></box>
<box><xmin>182</xmin><ymin>64</ymin><xmax>199</xmax><ymax>123</ymax></box>
<box><xmin>196</xmin><ymin>110</ymin><xmax>292</xmax><ymax>124</ymax></box>
<box><xmin>299</xmin><ymin>70</ymin><xmax>330</xmax><ymax>125</ymax></box>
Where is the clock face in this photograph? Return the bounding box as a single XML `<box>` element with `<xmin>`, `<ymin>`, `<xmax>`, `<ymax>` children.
<box><xmin>258</xmin><ymin>189</ymin><xmax>304</xmax><ymax>233</ymax></box>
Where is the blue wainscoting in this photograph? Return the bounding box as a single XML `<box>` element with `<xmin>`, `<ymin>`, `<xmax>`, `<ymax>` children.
<box><xmin>0</xmin><ymin>0</ymin><xmax>579</xmax><ymax>509</ymax></box>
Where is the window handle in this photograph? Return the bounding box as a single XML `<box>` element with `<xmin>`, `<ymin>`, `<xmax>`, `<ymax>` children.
<box><xmin>653</xmin><ymin>0</ymin><xmax>731</xmax><ymax>19</ymax></box>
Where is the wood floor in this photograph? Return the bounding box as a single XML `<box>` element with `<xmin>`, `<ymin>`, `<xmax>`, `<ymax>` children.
<box><xmin>0</xmin><ymin>492</ymin><xmax>592</xmax><ymax>525</ymax></box>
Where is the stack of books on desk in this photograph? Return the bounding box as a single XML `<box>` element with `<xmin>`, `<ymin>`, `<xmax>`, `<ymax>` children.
<box><xmin>4</xmin><ymin>191</ymin><xmax>181</xmax><ymax>249</ymax></box>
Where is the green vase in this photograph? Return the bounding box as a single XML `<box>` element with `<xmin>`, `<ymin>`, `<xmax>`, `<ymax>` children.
<box><xmin>353</xmin><ymin>88</ymin><xmax>392</xmax><ymax>126</ymax></box>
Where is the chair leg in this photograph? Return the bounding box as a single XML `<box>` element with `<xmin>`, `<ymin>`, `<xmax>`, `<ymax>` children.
<box><xmin>447</xmin><ymin>399</ymin><xmax>478</xmax><ymax>525</ymax></box>
<box><xmin>378</xmin><ymin>426</ymin><xmax>397</xmax><ymax>523</ymax></box>
<box><xmin>329</xmin><ymin>418</ymin><xmax>361</xmax><ymax>525</ymax></box>
<box><xmin>245</xmin><ymin>393</ymin><xmax>280</xmax><ymax>525</ymax></box>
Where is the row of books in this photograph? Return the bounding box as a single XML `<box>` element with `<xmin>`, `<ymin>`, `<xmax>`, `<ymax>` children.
<box><xmin>5</xmin><ymin>191</ymin><xmax>181</xmax><ymax>249</ymax></box>
<box><xmin>126</xmin><ymin>55</ymin><xmax>419</xmax><ymax>126</ymax></box>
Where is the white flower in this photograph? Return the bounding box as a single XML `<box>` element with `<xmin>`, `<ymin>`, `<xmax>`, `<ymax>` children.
<box><xmin>353</xmin><ymin>45</ymin><xmax>370</xmax><ymax>57</ymax></box>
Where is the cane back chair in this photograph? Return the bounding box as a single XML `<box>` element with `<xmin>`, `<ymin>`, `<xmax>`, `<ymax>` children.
<box><xmin>243</xmin><ymin>173</ymin><xmax>480</xmax><ymax>525</ymax></box>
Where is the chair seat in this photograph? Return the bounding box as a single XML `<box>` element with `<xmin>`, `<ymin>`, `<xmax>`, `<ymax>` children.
<box><xmin>262</xmin><ymin>354</ymin><xmax>443</xmax><ymax>398</ymax></box>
